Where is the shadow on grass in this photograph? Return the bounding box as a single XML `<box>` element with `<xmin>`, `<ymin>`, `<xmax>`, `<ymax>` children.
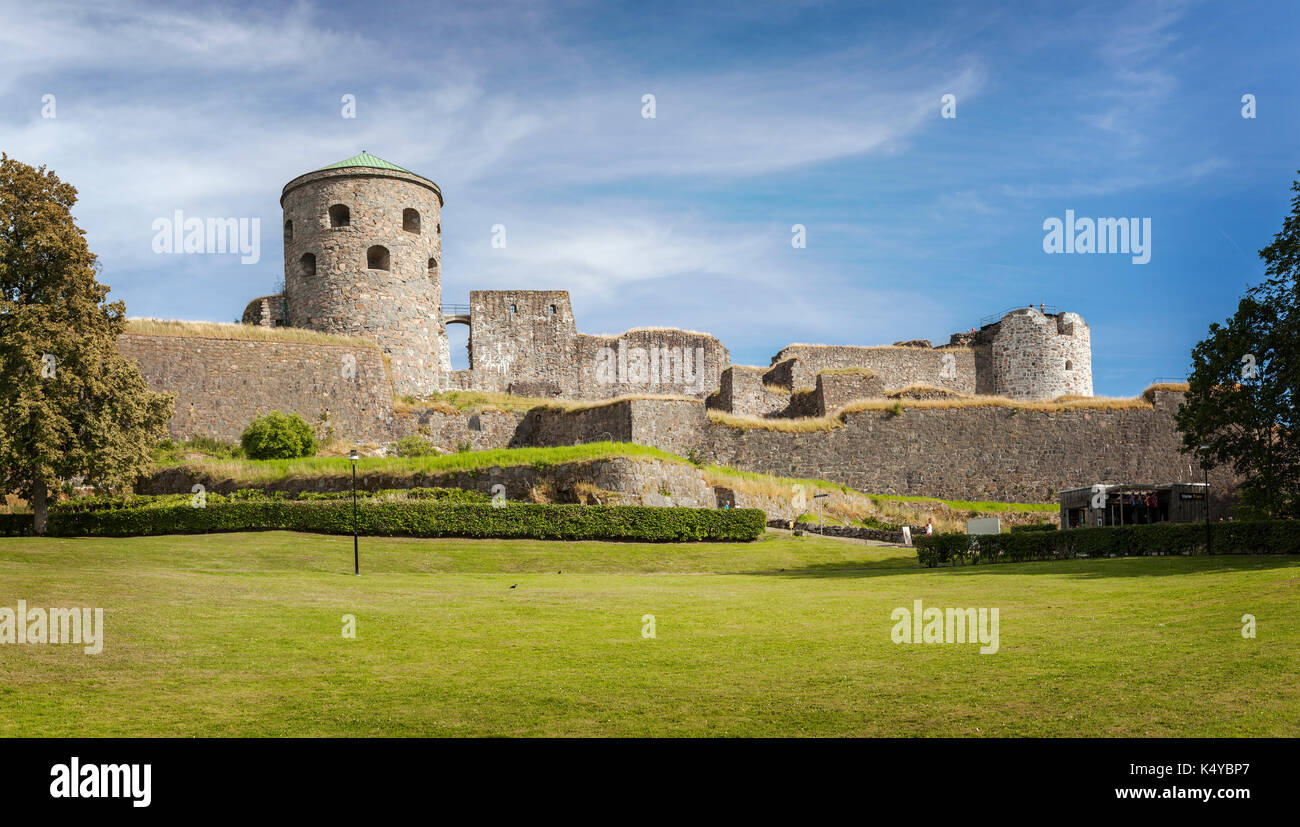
<box><xmin>742</xmin><ymin>553</ymin><xmax>1300</xmax><ymax>580</ymax></box>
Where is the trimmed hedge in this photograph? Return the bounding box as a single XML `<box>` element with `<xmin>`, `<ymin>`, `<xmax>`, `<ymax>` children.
<box><xmin>916</xmin><ymin>520</ymin><xmax>1300</xmax><ymax>567</ymax></box>
<box><xmin>0</xmin><ymin>501</ymin><xmax>766</xmax><ymax>542</ymax></box>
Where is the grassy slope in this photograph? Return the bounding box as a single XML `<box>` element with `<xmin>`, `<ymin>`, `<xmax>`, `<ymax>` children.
<box><xmin>1</xmin><ymin>532</ymin><xmax>1295</xmax><ymax>737</ymax></box>
<box><xmin>155</xmin><ymin>441</ymin><xmax>1054</xmax><ymax>516</ymax></box>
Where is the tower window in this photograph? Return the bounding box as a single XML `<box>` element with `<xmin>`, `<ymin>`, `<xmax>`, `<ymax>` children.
<box><xmin>299</xmin><ymin>253</ymin><xmax>316</xmax><ymax>277</ymax></box>
<box><xmin>367</xmin><ymin>245</ymin><xmax>390</xmax><ymax>271</ymax></box>
<box><xmin>436</xmin><ymin>223</ymin><xmax>441</xmax><ymax>234</ymax></box>
<box><xmin>428</xmin><ymin>257</ymin><xmax>439</xmax><ymax>274</ymax></box>
<box><xmin>329</xmin><ymin>204</ymin><xmax>350</xmax><ymax>228</ymax></box>
<box><xmin>403</xmin><ymin>208</ymin><xmax>421</xmax><ymax>234</ymax></box>
<box><xmin>1065</xmin><ymin>360</ymin><xmax>1073</xmax><ymax>371</ymax></box>
<box><xmin>509</xmin><ymin>304</ymin><xmax>517</xmax><ymax>314</ymax></box>
<box><xmin>549</xmin><ymin>304</ymin><xmax>557</xmax><ymax>315</ymax></box>
<box><xmin>284</xmin><ymin>220</ymin><xmax>293</xmax><ymax>242</ymax></box>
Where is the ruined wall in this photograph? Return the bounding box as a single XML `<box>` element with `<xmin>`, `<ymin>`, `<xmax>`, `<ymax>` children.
<box><xmin>118</xmin><ymin>334</ymin><xmax>396</xmax><ymax>443</ymax></box>
<box><xmin>766</xmin><ymin>344</ymin><xmax>976</xmax><ymax>395</ymax></box>
<box><xmin>712</xmin><ymin>366</ymin><xmax>789</xmax><ymax>417</ymax></box>
<box><xmin>241</xmin><ymin>294</ymin><xmax>288</xmax><ymax>327</ymax></box>
<box><xmin>573</xmin><ymin>329</ymin><xmax>728</xmax><ymax>399</ymax></box>
<box><xmin>466</xmin><ymin>290</ymin><xmax>578</xmax><ymax>395</ymax></box>
<box><xmin>462</xmin><ymin>290</ymin><xmax>727</xmax><ymax>399</ymax></box>
<box><xmin>281</xmin><ymin>167</ymin><xmax>447</xmax><ymax>395</ymax></box>
<box><xmin>813</xmin><ymin>371</ymin><xmax>886</xmax><ymax>415</ymax></box>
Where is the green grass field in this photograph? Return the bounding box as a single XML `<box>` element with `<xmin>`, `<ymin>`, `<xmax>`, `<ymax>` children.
<box><xmin>1</xmin><ymin>531</ymin><xmax>1296</xmax><ymax>737</ymax></box>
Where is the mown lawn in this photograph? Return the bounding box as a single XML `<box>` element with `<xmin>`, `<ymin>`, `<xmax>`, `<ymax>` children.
<box><xmin>1</xmin><ymin>531</ymin><xmax>1296</xmax><ymax>737</ymax></box>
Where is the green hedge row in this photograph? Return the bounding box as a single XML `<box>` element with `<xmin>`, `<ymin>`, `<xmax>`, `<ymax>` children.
<box><xmin>0</xmin><ymin>501</ymin><xmax>766</xmax><ymax>542</ymax></box>
<box><xmin>915</xmin><ymin>520</ymin><xmax>1300</xmax><ymax>567</ymax></box>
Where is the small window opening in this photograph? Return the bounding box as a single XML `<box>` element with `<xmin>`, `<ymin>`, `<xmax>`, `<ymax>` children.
<box><xmin>328</xmin><ymin>204</ymin><xmax>350</xmax><ymax>228</ymax></box>
<box><xmin>367</xmin><ymin>245</ymin><xmax>390</xmax><ymax>271</ymax></box>
<box><xmin>403</xmin><ymin>208</ymin><xmax>421</xmax><ymax>233</ymax></box>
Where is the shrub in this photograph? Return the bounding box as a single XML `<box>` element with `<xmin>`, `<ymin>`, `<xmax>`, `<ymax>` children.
<box><xmin>392</xmin><ymin>434</ymin><xmax>444</xmax><ymax>458</ymax></box>
<box><xmin>240</xmin><ymin>411</ymin><xmax>318</xmax><ymax>460</ymax></box>
<box><xmin>7</xmin><ymin>500</ymin><xmax>765</xmax><ymax>542</ymax></box>
<box><xmin>915</xmin><ymin>520</ymin><xmax>1300</xmax><ymax>566</ymax></box>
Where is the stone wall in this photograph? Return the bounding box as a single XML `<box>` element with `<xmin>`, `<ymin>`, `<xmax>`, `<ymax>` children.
<box><xmin>712</xmin><ymin>365</ymin><xmax>789</xmax><ymax>417</ymax></box>
<box><xmin>573</xmin><ymin>329</ymin><xmax>728</xmax><ymax>399</ymax></box>
<box><xmin>142</xmin><ymin>456</ymin><xmax>719</xmax><ymax>509</ymax></box>
<box><xmin>700</xmin><ymin>390</ymin><xmax>1215</xmax><ymax>503</ymax></box>
<box><xmin>457</xmin><ymin>289</ymin><xmax>728</xmax><ymax>400</ymax></box>
<box><xmin>516</xmin><ymin>390</ymin><xmax>1225</xmax><ymax>506</ymax></box>
<box><xmin>813</xmin><ymin>371</ymin><xmax>886</xmax><ymax>414</ymax></box>
<box><xmin>466</xmin><ymin>290</ymin><xmax>578</xmax><ymax>395</ymax></box>
<box><xmin>766</xmin><ymin>344</ymin><xmax>976</xmax><ymax>395</ymax></box>
<box><xmin>118</xmin><ymin>334</ymin><xmax>397</xmax><ymax>443</ymax></box>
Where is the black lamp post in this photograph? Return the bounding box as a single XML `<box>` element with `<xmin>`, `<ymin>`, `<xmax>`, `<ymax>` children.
<box><xmin>1198</xmin><ymin>445</ymin><xmax>1211</xmax><ymax>555</ymax></box>
<box><xmin>349</xmin><ymin>449</ymin><xmax>360</xmax><ymax>575</ymax></box>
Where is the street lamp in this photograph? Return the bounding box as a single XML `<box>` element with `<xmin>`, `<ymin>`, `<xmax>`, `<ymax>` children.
<box><xmin>348</xmin><ymin>449</ymin><xmax>360</xmax><ymax>575</ymax></box>
<box><xmin>813</xmin><ymin>492</ymin><xmax>829</xmax><ymax>536</ymax></box>
<box><xmin>1198</xmin><ymin>445</ymin><xmax>1211</xmax><ymax>555</ymax></box>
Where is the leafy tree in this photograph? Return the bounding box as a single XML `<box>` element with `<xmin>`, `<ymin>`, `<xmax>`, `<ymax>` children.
<box><xmin>0</xmin><ymin>155</ymin><xmax>173</xmax><ymax>533</ymax></box>
<box><xmin>240</xmin><ymin>410</ymin><xmax>318</xmax><ymax>459</ymax></box>
<box><xmin>1176</xmin><ymin>173</ymin><xmax>1300</xmax><ymax>518</ymax></box>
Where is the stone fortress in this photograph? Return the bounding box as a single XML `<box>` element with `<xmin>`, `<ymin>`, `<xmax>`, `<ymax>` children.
<box><xmin>239</xmin><ymin>153</ymin><xmax>1092</xmax><ymax>412</ymax></box>
<box><xmin>119</xmin><ymin>153</ymin><xmax>1219</xmax><ymax>507</ymax></box>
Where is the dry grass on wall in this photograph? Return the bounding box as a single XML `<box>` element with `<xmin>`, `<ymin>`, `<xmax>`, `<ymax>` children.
<box><xmin>124</xmin><ymin>318</ymin><xmax>376</xmax><ymax>348</ymax></box>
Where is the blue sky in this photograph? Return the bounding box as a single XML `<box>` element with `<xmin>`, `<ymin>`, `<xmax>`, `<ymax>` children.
<box><xmin>1</xmin><ymin>0</ymin><xmax>1295</xmax><ymax>395</ymax></box>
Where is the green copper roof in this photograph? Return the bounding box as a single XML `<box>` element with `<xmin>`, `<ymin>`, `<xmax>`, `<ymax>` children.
<box><xmin>317</xmin><ymin>151</ymin><xmax>417</xmax><ymax>175</ymax></box>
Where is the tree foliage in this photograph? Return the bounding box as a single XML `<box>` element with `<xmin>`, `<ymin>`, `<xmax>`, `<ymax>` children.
<box><xmin>0</xmin><ymin>155</ymin><xmax>173</xmax><ymax>533</ymax></box>
<box><xmin>1176</xmin><ymin>173</ymin><xmax>1300</xmax><ymax>518</ymax></box>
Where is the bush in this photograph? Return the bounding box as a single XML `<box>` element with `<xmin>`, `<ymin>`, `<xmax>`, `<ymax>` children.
<box><xmin>392</xmin><ymin>434</ymin><xmax>444</xmax><ymax>458</ymax></box>
<box><xmin>7</xmin><ymin>500</ymin><xmax>766</xmax><ymax>542</ymax></box>
<box><xmin>240</xmin><ymin>411</ymin><xmax>318</xmax><ymax>460</ymax></box>
<box><xmin>1010</xmin><ymin>522</ymin><xmax>1057</xmax><ymax>533</ymax></box>
<box><xmin>915</xmin><ymin>520</ymin><xmax>1300</xmax><ymax>566</ymax></box>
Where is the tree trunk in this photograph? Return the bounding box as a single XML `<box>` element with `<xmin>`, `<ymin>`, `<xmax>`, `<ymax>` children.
<box><xmin>32</xmin><ymin>479</ymin><xmax>48</xmax><ymax>536</ymax></box>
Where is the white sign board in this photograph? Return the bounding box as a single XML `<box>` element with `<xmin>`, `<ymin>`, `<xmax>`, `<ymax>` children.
<box><xmin>966</xmin><ymin>517</ymin><xmax>1001</xmax><ymax>536</ymax></box>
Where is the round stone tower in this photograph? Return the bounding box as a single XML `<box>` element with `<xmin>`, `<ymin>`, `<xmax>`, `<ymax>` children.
<box><xmin>990</xmin><ymin>307</ymin><xmax>1092</xmax><ymax>399</ymax></box>
<box><xmin>280</xmin><ymin>152</ymin><xmax>448</xmax><ymax>395</ymax></box>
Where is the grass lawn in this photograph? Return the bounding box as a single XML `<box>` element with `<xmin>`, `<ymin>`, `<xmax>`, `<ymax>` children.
<box><xmin>1</xmin><ymin>531</ymin><xmax>1296</xmax><ymax>737</ymax></box>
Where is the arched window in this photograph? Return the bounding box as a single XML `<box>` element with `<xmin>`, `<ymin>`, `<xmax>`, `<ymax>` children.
<box><xmin>436</xmin><ymin>223</ymin><xmax>441</xmax><ymax>234</ymax></box>
<box><xmin>367</xmin><ymin>245</ymin><xmax>390</xmax><ymax>271</ymax></box>
<box><xmin>428</xmin><ymin>257</ymin><xmax>439</xmax><ymax>275</ymax></box>
<box><xmin>284</xmin><ymin>220</ymin><xmax>293</xmax><ymax>242</ymax></box>
<box><xmin>299</xmin><ymin>253</ymin><xmax>316</xmax><ymax>277</ymax></box>
<box><xmin>509</xmin><ymin>304</ymin><xmax>517</xmax><ymax>314</ymax></box>
<box><xmin>403</xmin><ymin>209</ymin><xmax>421</xmax><ymax>234</ymax></box>
<box><xmin>1065</xmin><ymin>359</ymin><xmax>1073</xmax><ymax>371</ymax></box>
<box><xmin>329</xmin><ymin>204</ymin><xmax>350</xmax><ymax>228</ymax></box>
<box><xmin>549</xmin><ymin>304</ymin><xmax>557</xmax><ymax>315</ymax></box>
